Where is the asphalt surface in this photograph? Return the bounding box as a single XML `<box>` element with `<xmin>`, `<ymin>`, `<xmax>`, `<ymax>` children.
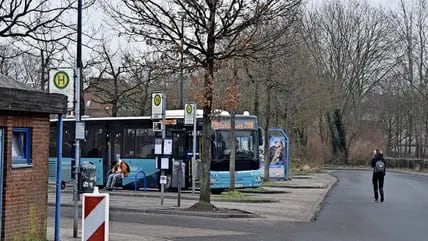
<box><xmin>47</xmin><ymin>169</ymin><xmax>428</xmax><ymax>241</ymax></box>
<box><xmin>47</xmin><ymin>172</ymin><xmax>336</xmax><ymax>240</ymax></box>
<box><xmin>289</xmin><ymin>170</ymin><xmax>428</xmax><ymax>241</ymax></box>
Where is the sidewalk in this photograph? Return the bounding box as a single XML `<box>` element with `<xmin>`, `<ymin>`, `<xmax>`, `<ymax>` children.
<box><xmin>47</xmin><ymin>172</ymin><xmax>337</xmax><ymax>241</ymax></box>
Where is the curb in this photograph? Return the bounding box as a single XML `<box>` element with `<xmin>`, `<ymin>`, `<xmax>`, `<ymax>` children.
<box><xmin>213</xmin><ymin>198</ymin><xmax>279</xmax><ymax>203</ymax></box>
<box><xmin>53</xmin><ymin>189</ymin><xmax>200</xmax><ymax>201</ymax></box>
<box><xmin>238</xmin><ymin>189</ymin><xmax>289</xmax><ymax>194</ymax></box>
<box><xmin>144</xmin><ymin>208</ymin><xmax>259</xmax><ymax>218</ymax></box>
<box><xmin>47</xmin><ymin>202</ymin><xmax>258</xmax><ymax>219</ymax></box>
<box><xmin>309</xmin><ymin>175</ymin><xmax>338</xmax><ymax>222</ymax></box>
<box><xmin>50</xmin><ymin>190</ymin><xmax>280</xmax><ymax>203</ymax></box>
<box><xmin>263</xmin><ymin>184</ymin><xmax>327</xmax><ymax>189</ymax></box>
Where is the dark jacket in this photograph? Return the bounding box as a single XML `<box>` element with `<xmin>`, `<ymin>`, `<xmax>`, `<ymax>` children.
<box><xmin>371</xmin><ymin>153</ymin><xmax>386</xmax><ymax>176</ymax></box>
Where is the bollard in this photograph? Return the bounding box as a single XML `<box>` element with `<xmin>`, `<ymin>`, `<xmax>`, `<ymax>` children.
<box><xmin>82</xmin><ymin>186</ymin><xmax>109</xmax><ymax>241</ymax></box>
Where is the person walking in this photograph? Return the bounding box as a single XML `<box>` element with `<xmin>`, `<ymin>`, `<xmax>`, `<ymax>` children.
<box><xmin>371</xmin><ymin>148</ymin><xmax>386</xmax><ymax>202</ymax></box>
<box><xmin>105</xmin><ymin>159</ymin><xmax>129</xmax><ymax>191</ymax></box>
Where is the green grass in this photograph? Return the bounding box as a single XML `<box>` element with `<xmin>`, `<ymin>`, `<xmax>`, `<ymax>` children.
<box><xmin>217</xmin><ymin>190</ymin><xmax>250</xmax><ymax>200</ymax></box>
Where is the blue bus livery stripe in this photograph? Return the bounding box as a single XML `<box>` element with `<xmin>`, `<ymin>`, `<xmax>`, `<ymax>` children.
<box><xmin>48</xmin><ymin>157</ymin><xmax>160</xmax><ymax>187</ymax></box>
<box><xmin>210</xmin><ymin>170</ymin><xmax>262</xmax><ymax>189</ymax></box>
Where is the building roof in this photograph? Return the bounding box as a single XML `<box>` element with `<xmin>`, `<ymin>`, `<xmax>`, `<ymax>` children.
<box><xmin>0</xmin><ymin>74</ymin><xmax>35</xmax><ymax>90</ymax></box>
<box><xmin>0</xmin><ymin>76</ymin><xmax>67</xmax><ymax>114</ymax></box>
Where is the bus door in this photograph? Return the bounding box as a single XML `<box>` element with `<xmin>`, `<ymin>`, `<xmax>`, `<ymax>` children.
<box><xmin>170</xmin><ymin>130</ymin><xmax>187</xmax><ymax>188</ymax></box>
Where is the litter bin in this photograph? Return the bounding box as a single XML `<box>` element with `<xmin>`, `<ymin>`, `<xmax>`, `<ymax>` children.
<box><xmin>79</xmin><ymin>162</ymin><xmax>96</xmax><ymax>193</ymax></box>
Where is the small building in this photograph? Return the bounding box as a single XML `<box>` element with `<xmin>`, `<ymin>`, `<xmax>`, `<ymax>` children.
<box><xmin>0</xmin><ymin>77</ymin><xmax>67</xmax><ymax>240</ymax></box>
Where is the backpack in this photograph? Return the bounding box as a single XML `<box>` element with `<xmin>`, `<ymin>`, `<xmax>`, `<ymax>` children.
<box><xmin>374</xmin><ymin>160</ymin><xmax>385</xmax><ymax>174</ymax></box>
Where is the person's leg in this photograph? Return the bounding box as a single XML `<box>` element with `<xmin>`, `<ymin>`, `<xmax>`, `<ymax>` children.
<box><xmin>372</xmin><ymin>174</ymin><xmax>379</xmax><ymax>201</ymax></box>
<box><xmin>111</xmin><ymin>173</ymin><xmax>121</xmax><ymax>188</ymax></box>
<box><xmin>106</xmin><ymin>174</ymin><xmax>114</xmax><ymax>189</ymax></box>
<box><xmin>379</xmin><ymin>175</ymin><xmax>385</xmax><ymax>202</ymax></box>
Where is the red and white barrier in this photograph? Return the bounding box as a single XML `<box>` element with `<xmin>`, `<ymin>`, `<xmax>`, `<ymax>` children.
<box><xmin>82</xmin><ymin>187</ymin><xmax>109</xmax><ymax>241</ymax></box>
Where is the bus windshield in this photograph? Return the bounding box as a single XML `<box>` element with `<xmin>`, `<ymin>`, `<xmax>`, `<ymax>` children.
<box><xmin>215</xmin><ymin>130</ymin><xmax>258</xmax><ymax>159</ymax></box>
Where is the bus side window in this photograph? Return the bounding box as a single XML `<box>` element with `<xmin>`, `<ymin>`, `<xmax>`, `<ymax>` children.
<box><xmin>135</xmin><ymin>128</ymin><xmax>155</xmax><ymax>158</ymax></box>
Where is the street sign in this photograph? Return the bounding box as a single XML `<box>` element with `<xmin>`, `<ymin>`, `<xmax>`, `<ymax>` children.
<box><xmin>152</xmin><ymin>93</ymin><xmax>163</xmax><ymax>119</ymax></box>
<box><xmin>160</xmin><ymin>175</ymin><xmax>167</xmax><ymax>184</ymax></box>
<box><xmin>153</xmin><ymin>122</ymin><xmax>162</xmax><ymax>132</ymax></box>
<box><xmin>76</xmin><ymin>122</ymin><xmax>85</xmax><ymax>140</ymax></box>
<box><xmin>184</xmin><ymin>103</ymin><xmax>195</xmax><ymax>125</ymax></box>
<box><xmin>49</xmin><ymin>68</ymin><xmax>74</xmax><ymax>110</ymax></box>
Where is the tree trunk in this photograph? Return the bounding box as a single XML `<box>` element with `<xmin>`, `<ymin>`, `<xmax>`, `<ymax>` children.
<box><xmin>199</xmin><ymin>1</ymin><xmax>216</xmax><ymax>203</ymax></box>
<box><xmin>200</xmin><ymin>69</ymin><xmax>214</xmax><ymax>203</ymax></box>
<box><xmin>40</xmin><ymin>50</ymin><xmax>46</xmax><ymax>92</ymax></box>
<box><xmin>263</xmin><ymin>84</ymin><xmax>272</xmax><ymax>182</ymax></box>
<box><xmin>112</xmin><ymin>102</ymin><xmax>118</xmax><ymax>117</ymax></box>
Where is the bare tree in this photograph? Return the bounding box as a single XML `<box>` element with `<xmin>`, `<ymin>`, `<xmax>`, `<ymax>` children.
<box><xmin>385</xmin><ymin>0</ymin><xmax>428</xmax><ymax>158</ymax></box>
<box><xmin>302</xmin><ymin>0</ymin><xmax>395</xmax><ymax>162</ymax></box>
<box><xmin>12</xmin><ymin>33</ymin><xmax>73</xmax><ymax>91</ymax></box>
<box><xmin>88</xmin><ymin>42</ymin><xmax>141</xmax><ymax>116</ymax></box>
<box><xmin>0</xmin><ymin>0</ymin><xmax>76</xmax><ymax>40</ymax></box>
<box><xmin>103</xmin><ymin>0</ymin><xmax>302</xmax><ymax>205</ymax></box>
<box><xmin>121</xmin><ymin>51</ymin><xmax>169</xmax><ymax>116</ymax></box>
<box><xmin>0</xmin><ymin>0</ymin><xmax>100</xmax><ymax>92</ymax></box>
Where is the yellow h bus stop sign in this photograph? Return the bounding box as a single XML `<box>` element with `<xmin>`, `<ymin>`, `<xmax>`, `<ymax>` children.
<box><xmin>49</xmin><ymin>68</ymin><xmax>74</xmax><ymax>110</ymax></box>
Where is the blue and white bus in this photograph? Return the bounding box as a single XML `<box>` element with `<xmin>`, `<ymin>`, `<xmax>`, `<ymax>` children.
<box><xmin>209</xmin><ymin>111</ymin><xmax>263</xmax><ymax>192</ymax></box>
<box><xmin>48</xmin><ymin>110</ymin><xmax>263</xmax><ymax>192</ymax></box>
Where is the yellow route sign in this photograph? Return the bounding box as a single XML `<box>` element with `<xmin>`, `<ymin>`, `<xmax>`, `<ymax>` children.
<box><xmin>152</xmin><ymin>92</ymin><xmax>164</xmax><ymax>119</ymax></box>
<box><xmin>53</xmin><ymin>71</ymin><xmax>70</xmax><ymax>89</ymax></box>
<box><xmin>49</xmin><ymin>68</ymin><xmax>74</xmax><ymax>110</ymax></box>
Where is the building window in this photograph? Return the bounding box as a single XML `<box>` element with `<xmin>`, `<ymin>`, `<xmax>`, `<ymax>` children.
<box><xmin>12</xmin><ymin>128</ymin><xmax>32</xmax><ymax>166</ymax></box>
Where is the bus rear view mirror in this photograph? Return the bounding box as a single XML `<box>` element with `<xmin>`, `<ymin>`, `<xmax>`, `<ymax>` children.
<box><xmin>258</xmin><ymin>127</ymin><xmax>263</xmax><ymax>145</ymax></box>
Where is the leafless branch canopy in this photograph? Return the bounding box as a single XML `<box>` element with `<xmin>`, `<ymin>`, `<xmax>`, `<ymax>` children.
<box><xmin>0</xmin><ymin>0</ymin><xmax>78</xmax><ymax>42</ymax></box>
<box><xmin>103</xmin><ymin>0</ymin><xmax>302</xmax><ymax>66</ymax></box>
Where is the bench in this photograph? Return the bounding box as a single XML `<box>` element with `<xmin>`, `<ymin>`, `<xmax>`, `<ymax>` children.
<box><xmin>106</xmin><ymin>169</ymin><xmax>146</xmax><ymax>192</ymax></box>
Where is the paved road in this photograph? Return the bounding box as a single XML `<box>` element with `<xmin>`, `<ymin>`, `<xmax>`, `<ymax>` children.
<box><xmin>47</xmin><ymin>170</ymin><xmax>428</xmax><ymax>241</ymax></box>
<box><xmin>290</xmin><ymin>170</ymin><xmax>428</xmax><ymax>241</ymax></box>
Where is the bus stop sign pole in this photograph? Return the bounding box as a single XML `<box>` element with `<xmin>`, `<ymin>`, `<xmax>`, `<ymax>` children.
<box><xmin>54</xmin><ymin>114</ymin><xmax>63</xmax><ymax>241</ymax></box>
<box><xmin>192</xmin><ymin>104</ymin><xmax>197</xmax><ymax>194</ymax></box>
<box><xmin>161</xmin><ymin>94</ymin><xmax>166</xmax><ymax>206</ymax></box>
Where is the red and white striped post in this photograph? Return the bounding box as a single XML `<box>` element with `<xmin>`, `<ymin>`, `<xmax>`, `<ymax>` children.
<box><xmin>82</xmin><ymin>187</ymin><xmax>109</xmax><ymax>241</ymax></box>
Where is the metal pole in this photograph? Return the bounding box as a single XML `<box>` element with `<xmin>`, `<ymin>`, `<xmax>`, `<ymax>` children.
<box><xmin>161</xmin><ymin>94</ymin><xmax>166</xmax><ymax>206</ymax></box>
<box><xmin>77</xmin><ymin>0</ymin><xmax>84</xmax><ymax>116</ymax></box>
<box><xmin>178</xmin><ymin>19</ymin><xmax>186</xmax><ymax>200</ymax></box>
<box><xmin>74</xmin><ymin>0</ymin><xmax>83</xmax><ymax>237</ymax></box>
<box><xmin>286</xmin><ymin>134</ymin><xmax>290</xmax><ymax>181</ymax></box>
<box><xmin>73</xmin><ymin>68</ymin><xmax>81</xmax><ymax>238</ymax></box>
<box><xmin>177</xmin><ymin>158</ymin><xmax>181</xmax><ymax>207</ymax></box>
<box><xmin>179</xmin><ymin>15</ymin><xmax>184</xmax><ymax>109</ymax></box>
<box><xmin>192</xmin><ymin>105</ymin><xmax>197</xmax><ymax>194</ymax></box>
<box><xmin>54</xmin><ymin>114</ymin><xmax>63</xmax><ymax>241</ymax></box>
